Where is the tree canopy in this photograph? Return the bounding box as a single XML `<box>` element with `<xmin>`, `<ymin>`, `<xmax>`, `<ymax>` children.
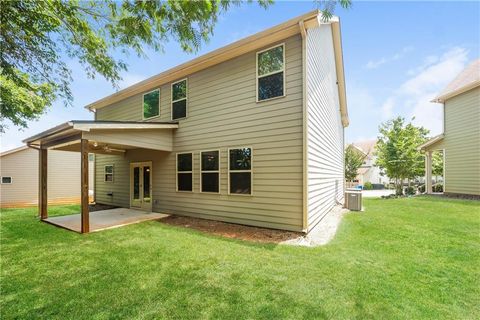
<box><xmin>345</xmin><ymin>144</ymin><xmax>366</xmax><ymax>182</ymax></box>
<box><xmin>432</xmin><ymin>151</ymin><xmax>444</xmax><ymax>178</ymax></box>
<box><xmin>375</xmin><ymin>117</ymin><xmax>429</xmax><ymax>195</ymax></box>
<box><xmin>0</xmin><ymin>0</ymin><xmax>351</xmax><ymax>132</ymax></box>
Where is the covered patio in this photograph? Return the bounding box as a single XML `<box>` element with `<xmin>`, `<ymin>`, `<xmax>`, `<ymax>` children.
<box><xmin>419</xmin><ymin>134</ymin><xmax>445</xmax><ymax>194</ymax></box>
<box><xmin>23</xmin><ymin>120</ymin><xmax>178</xmax><ymax>233</ymax></box>
<box><xmin>44</xmin><ymin>208</ymin><xmax>169</xmax><ymax>233</ymax></box>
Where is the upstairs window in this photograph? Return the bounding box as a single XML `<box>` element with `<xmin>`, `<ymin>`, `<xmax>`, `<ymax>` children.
<box><xmin>172</xmin><ymin>79</ymin><xmax>187</xmax><ymax>120</ymax></box>
<box><xmin>257</xmin><ymin>44</ymin><xmax>285</xmax><ymax>101</ymax></box>
<box><xmin>143</xmin><ymin>89</ymin><xmax>160</xmax><ymax>119</ymax></box>
<box><xmin>177</xmin><ymin>152</ymin><xmax>193</xmax><ymax>192</ymax></box>
<box><xmin>228</xmin><ymin>148</ymin><xmax>252</xmax><ymax>195</ymax></box>
<box><xmin>1</xmin><ymin>176</ymin><xmax>12</xmax><ymax>184</ymax></box>
<box><xmin>104</xmin><ymin>165</ymin><xmax>114</xmax><ymax>182</ymax></box>
<box><xmin>201</xmin><ymin>150</ymin><xmax>220</xmax><ymax>193</ymax></box>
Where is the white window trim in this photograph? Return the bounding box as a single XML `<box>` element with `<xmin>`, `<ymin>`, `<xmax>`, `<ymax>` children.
<box><xmin>256</xmin><ymin>43</ymin><xmax>286</xmax><ymax>103</ymax></box>
<box><xmin>227</xmin><ymin>147</ymin><xmax>253</xmax><ymax>196</ymax></box>
<box><xmin>171</xmin><ymin>78</ymin><xmax>188</xmax><ymax>121</ymax></box>
<box><xmin>176</xmin><ymin>152</ymin><xmax>193</xmax><ymax>192</ymax></box>
<box><xmin>104</xmin><ymin>165</ymin><xmax>114</xmax><ymax>183</ymax></box>
<box><xmin>200</xmin><ymin>150</ymin><xmax>220</xmax><ymax>194</ymax></box>
<box><xmin>1</xmin><ymin>176</ymin><xmax>13</xmax><ymax>184</ymax></box>
<box><xmin>142</xmin><ymin>88</ymin><xmax>161</xmax><ymax>120</ymax></box>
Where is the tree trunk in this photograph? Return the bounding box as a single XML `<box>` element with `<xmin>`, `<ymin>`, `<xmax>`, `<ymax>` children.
<box><xmin>396</xmin><ymin>178</ymin><xmax>403</xmax><ymax>195</ymax></box>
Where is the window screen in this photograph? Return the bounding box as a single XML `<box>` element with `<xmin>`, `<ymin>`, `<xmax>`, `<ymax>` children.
<box><xmin>257</xmin><ymin>44</ymin><xmax>284</xmax><ymax>101</ymax></box>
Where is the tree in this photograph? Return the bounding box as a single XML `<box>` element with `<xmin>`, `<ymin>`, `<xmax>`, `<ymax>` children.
<box><xmin>375</xmin><ymin>117</ymin><xmax>429</xmax><ymax>195</ymax></box>
<box><xmin>345</xmin><ymin>144</ymin><xmax>366</xmax><ymax>183</ymax></box>
<box><xmin>0</xmin><ymin>0</ymin><xmax>351</xmax><ymax>132</ymax></box>
<box><xmin>432</xmin><ymin>151</ymin><xmax>444</xmax><ymax>181</ymax></box>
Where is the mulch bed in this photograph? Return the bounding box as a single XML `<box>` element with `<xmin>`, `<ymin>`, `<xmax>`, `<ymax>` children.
<box><xmin>443</xmin><ymin>193</ymin><xmax>480</xmax><ymax>201</ymax></box>
<box><xmin>158</xmin><ymin>215</ymin><xmax>302</xmax><ymax>243</ymax></box>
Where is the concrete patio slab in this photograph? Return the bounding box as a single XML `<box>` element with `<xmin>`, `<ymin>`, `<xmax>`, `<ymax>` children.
<box><xmin>44</xmin><ymin>208</ymin><xmax>169</xmax><ymax>233</ymax></box>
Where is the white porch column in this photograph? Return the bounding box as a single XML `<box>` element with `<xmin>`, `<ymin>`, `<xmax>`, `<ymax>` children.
<box><xmin>425</xmin><ymin>151</ymin><xmax>433</xmax><ymax>194</ymax></box>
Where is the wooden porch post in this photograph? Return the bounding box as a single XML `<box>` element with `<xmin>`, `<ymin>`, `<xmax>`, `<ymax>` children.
<box><xmin>425</xmin><ymin>151</ymin><xmax>433</xmax><ymax>194</ymax></box>
<box><xmin>80</xmin><ymin>139</ymin><xmax>89</xmax><ymax>233</ymax></box>
<box><xmin>39</xmin><ymin>148</ymin><xmax>48</xmax><ymax>219</ymax></box>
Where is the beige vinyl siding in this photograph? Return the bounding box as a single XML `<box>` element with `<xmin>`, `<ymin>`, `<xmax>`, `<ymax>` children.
<box><xmin>0</xmin><ymin>148</ymin><xmax>92</xmax><ymax>207</ymax></box>
<box><xmin>305</xmin><ymin>24</ymin><xmax>345</xmax><ymax>231</ymax></box>
<box><xmin>89</xmin><ymin>156</ymin><xmax>94</xmax><ymax>193</ymax></box>
<box><xmin>94</xmin><ymin>153</ymin><xmax>130</xmax><ymax>207</ymax></box>
<box><xmin>95</xmin><ymin>35</ymin><xmax>304</xmax><ymax>231</ymax></box>
<box><xmin>443</xmin><ymin>87</ymin><xmax>480</xmax><ymax>195</ymax></box>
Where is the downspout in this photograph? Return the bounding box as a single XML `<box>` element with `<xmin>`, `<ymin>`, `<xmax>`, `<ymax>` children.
<box><xmin>299</xmin><ymin>20</ymin><xmax>308</xmax><ymax>233</ymax></box>
<box><xmin>331</xmin><ymin>19</ymin><xmax>348</xmax><ymax>202</ymax></box>
<box><xmin>92</xmin><ymin>108</ymin><xmax>97</xmax><ymax>204</ymax></box>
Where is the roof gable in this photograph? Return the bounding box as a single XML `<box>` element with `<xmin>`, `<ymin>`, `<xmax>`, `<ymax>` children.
<box><xmin>0</xmin><ymin>146</ymin><xmax>29</xmax><ymax>157</ymax></box>
<box><xmin>352</xmin><ymin>140</ymin><xmax>377</xmax><ymax>155</ymax></box>
<box><xmin>85</xmin><ymin>11</ymin><xmax>348</xmax><ymax>128</ymax></box>
<box><xmin>433</xmin><ymin>59</ymin><xmax>480</xmax><ymax>103</ymax></box>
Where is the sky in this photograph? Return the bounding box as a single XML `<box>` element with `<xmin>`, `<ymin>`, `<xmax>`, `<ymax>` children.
<box><xmin>1</xmin><ymin>1</ymin><xmax>479</xmax><ymax>152</ymax></box>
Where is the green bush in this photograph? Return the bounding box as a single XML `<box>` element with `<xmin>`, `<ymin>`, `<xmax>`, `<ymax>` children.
<box><xmin>405</xmin><ymin>186</ymin><xmax>416</xmax><ymax>195</ymax></box>
<box><xmin>433</xmin><ymin>183</ymin><xmax>443</xmax><ymax>192</ymax></box>
<box><xmin>417</xmin><ymin>184</ymin><xmax>443</xmax><ymax>193</ymax></box>
<box><xmin>364</xmin><ymin>182</ymin><xmax>373</xmax><ymax>190</ymax></box>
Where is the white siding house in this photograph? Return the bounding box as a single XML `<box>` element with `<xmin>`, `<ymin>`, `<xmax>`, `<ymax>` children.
<box><xmin>0</xmin><ymin>146</ymin><xmax>94</xmax><ymax>208</ymax></box>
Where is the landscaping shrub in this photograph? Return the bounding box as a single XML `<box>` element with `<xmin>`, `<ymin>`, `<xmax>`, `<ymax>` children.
<box><xmin>405</xmin><ymin>186</ymin><xmax>416</xmax><ymax>195</ymax></box>
<box><xmin>363</xmin><ymin>182</ymin><xmax>373</xmax><ymax>190</ymax></box>
<box><xmin>417</xmin><ymin>184</ymin><xmax>443</xmax><ymax>193</ymax></box>
<box><xmin>418</xmin><ymin>184</ymin><xmax>426</xmax><ymax>193</ymax></box>
<box><xmin>433</xmin><ymin>183</ymin><xmax>443</xmax><ymax>192</ymax></box>
<box><xmin>381</xmin><ymin>194</ymin><xmax>402</xmax><ymax>199</ymax></box>
<box><xmin>372</xmin><ymin>183</ymin><xmax>385</xmax><ymax>190</ymax></box>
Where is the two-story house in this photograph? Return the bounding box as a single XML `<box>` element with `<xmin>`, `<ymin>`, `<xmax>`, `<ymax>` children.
<box><xmin>352</xmin><ymin>140</ymin><xmax>389</xmax><ymax>187</ymax></box>
<box><xmin>24</xmin><ymin>10</ymin><xmax>349</xmax><ymax>233</ymax></box>
<box><xmin>419</xmin><ymin>59</ymin><xmax>479</xmax><ymax>197</ymax></box>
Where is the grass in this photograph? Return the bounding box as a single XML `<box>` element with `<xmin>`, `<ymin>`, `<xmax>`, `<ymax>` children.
<box><xmin>1</xmin><ymin>197</ymin><xmax>479</xmax><ymax>319</ymax></box>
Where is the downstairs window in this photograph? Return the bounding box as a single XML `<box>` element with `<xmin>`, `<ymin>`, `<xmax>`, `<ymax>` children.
<box><xmin>177</xmin><ymin>152</ymin><xmax>193</xmax><ymax>191</ymax></box>
<box><xmin>228</xmin><ymin>148</ymin><xmax>252</xmax><ymax>195</ymax></box>
<box><xmin>201</xmin><ymin>150</ymin><xmax>220</xmax><ymax>193</ymax></box>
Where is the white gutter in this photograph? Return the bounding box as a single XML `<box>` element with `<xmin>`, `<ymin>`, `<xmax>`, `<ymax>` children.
<box><xmin>299</xmin><ymin>19</ymin><xmax>309</xmax><ymax>232</ymax></box>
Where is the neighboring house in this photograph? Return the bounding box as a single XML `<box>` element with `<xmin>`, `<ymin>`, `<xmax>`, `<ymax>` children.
<box><xmin>0</xmin><ymin>146</ymin><xmax>94</xmax><ymax>208</ymax></box>
<box><xmin>351</xmin><ymin>140</ymin><xmax>389</xmax><ymax>186</ymax></box>
<box><xmin>419</xmin><ymin>59</ymin><xmax>480</xmax><ymax>197</ymax></box>
<box><xmin>23</xmin><ymin>10</ymin><xmax>349</xmax><ymax>233</ymax></box>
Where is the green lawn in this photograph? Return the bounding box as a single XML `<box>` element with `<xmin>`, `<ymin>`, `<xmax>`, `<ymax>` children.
<box><xmin>1</xmin><ymin>197</ymin><xmax>479</xmax><ymax>319</ymax></box>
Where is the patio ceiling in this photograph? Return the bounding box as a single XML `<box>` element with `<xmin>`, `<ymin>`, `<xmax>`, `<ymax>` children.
<box><xmin>23</xmin><ymin>120</ymin><xmax>179</xmax><ymax>154</ymax></box>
